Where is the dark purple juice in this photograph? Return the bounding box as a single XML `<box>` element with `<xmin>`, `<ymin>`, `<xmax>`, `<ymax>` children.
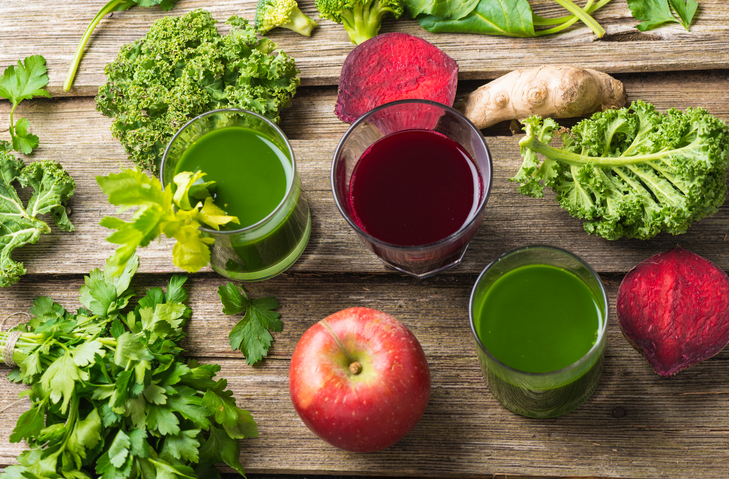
<box><xmin>348</xmin><ymin>129</ymin><xmax>481</xmax><ymax>246</ymax></box>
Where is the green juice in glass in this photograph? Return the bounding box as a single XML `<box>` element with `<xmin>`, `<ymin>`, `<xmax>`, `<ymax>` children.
<box><xmin>172</xmin><ymin>123</ymin><xmax>310</xmax><ymax>281</ymax></box>
<box><xmin>470</xmin><ymin>250</ymin><xmax>607</xmax><ymax>418</ymax></box>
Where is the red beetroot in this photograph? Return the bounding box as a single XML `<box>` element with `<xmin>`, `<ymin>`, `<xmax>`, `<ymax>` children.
<box><xmin>335</xmin><ymin>32</ymin><xmax>458</xmax><ymax>123</ymax></box>
<box><xmin>617</xmin><ymin>247</ymin><xmax>729</xmax><ymax>377</ymax></box>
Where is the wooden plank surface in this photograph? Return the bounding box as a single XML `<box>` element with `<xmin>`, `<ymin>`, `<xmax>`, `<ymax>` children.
<box><xmin>1</xmin><ymin>273</ymin><xmax>729</xmax><ymax>478</ymax></box>
<box><xmin>2</xmin><ymin>0</ymin><xmax>729</xmax><ymax>477</ymax></box>
<box><xmin>1</xmin><ymin>73</ymin><xmax>729</xmax><ymax>276</ymax></box>
<box><xmin>1</xmin><ymin>0</ymin><xmax>729</xmax><ymax>95</ymax></box>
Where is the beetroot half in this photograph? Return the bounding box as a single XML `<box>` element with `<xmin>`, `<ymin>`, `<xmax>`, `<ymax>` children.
<box><xmin>617</xmin><ymin>247</ymin><xmax>729</xmax><ymax>377</ymax></box>
<box><xmin>335</xmin><ymin>32</ymin><xmax>459</xmax><ymax>124</ymax></box>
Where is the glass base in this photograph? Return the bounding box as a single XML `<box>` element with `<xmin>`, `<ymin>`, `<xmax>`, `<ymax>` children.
<box><xmin>379</xmin><ymin>244</ymin><xmax>469</xmax><ymax>279</ymax></box>
<box><xmin>212</xmin><ymin>212</ymin><xmax>311</xmax><ymax>282</ymax></box>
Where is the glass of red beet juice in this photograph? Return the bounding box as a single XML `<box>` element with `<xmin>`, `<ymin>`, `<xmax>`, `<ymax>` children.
<box><xmin>331</xmin><ymin>99</ymin><xmax>492</xmax><ymax>278</ymax></box>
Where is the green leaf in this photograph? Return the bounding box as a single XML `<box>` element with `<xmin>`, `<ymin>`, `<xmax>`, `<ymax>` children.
<box><xmin>143</xmin><ymin>383</ymin><xmax>168</xmax><ymax>405</ymax></box>
<box><xmin>405</xmin><ymin>0</ymin><xmax>479</xmax><ymax>19</ymax></box>
<box><xmin>108</xmin><ymin>429</ymin><xmax>132</xmax><ymax>468</ymax></box>
<box><xmin>669</xmin><ymin>0</ymin><xmax>698</xmax><ymax>30</ymax></box>
<box><xmin>146</xmin><ymin>404</ymin><xmax>181</xmax><ymax>436</ymax></box>
<box><xmin>72</xmin><ymin>340</ymin><xmax>106</xmax><ymax>367</ymax></box>
<box><xmin>115</xmin><ymin>332</ymin><xmax>154</xmax><ymax>366</ymax></box>
<box><xmin>513</xmin><ymin>101</ymin><xmax>729</xmax><ymax>240</ymax></box>
<box><xmin>198</xmin><ymin>425</ymin><xmax>247</xmax><ymax>476</ymax></box>
<box><xmin>67</xmin><ymin>408</ymin><xmax>103</xmax><ymax>458</ymax></box>
<box><xmin>11</xmin><ymin>117</ymin><xmax>39</xmax><ymax>154</ymax></box>
<box><xmin>166</xmin><ymin>394</ymin><xmax>211</xmax><ymax>430</ymax></box>
<box><xmin>418</xmin><ymin>0</ymin><xmax>535</xmax><ymax>36</ymax></box>
<box><xmin>161</xmin><ymin>429</ymin><xmax>201</xmax><ymax>463</ymax></box>
<box><xmin>217</xmin><ymin>282</ymin><xmax>250</xmax><ymax>315</ymax></box>
<box><xmin>9</xmin><ymin>404</ymin><xmax>45</xmax><ymax>442</ymax></box>
<box><xmin>224</xmin><ymin>284</ymin><xmax>282</xmax><ymax>364</ymax></box>
<box><xmin>0</xmin><ymin>55</ymin><xmax>51</xmax><ymax>105</ymax></box>
<box><xmin>0</xmin><ymin>152</ymin><xmax>75</xmax><ymax>287</ymax></box>
<box><xmin>41</xmin><ymin>352</ymin><xmax>88</xmax><ymax>413</ymax></box>
<box><xmin>628</xmin><ymin>0</ymin><xmax>681</xmax><ymax>30</ymax></box>
<box><xmin>203</xmin><ymin>387</ymin><xmax>258</xmax><ymax>439</ymax></box>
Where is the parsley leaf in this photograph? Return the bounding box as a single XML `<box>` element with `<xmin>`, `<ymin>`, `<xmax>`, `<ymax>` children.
<box><xmin>219</xmin><ymin>282</ymin><xmax>282</xmax><ymax>365</ymax></box>
<box><xmin>0</xmin><ymin>56</ymin><xmax>51</xmax><ymax>154</ymax></box>
<box><xmin>628</xmin><ymin>0</ymin><xmax>698</xmax><ymax>31</ymax></box>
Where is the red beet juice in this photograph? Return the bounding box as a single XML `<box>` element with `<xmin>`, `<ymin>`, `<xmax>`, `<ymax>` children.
<box><xmin>348</xmin><ymin>129</ymin><xmax>482</xmax><ymax>246</ymax></box>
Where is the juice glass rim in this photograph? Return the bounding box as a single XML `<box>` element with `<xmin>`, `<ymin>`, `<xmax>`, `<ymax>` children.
<box><xmin>330</xmin><ymin>98</ymin><xmax>493</xmax><ymax>252</ymax></box>
<box><xmin>159</xmin><ymin>107</ymin><xmax>298</xmax><ymax>235</ymax></box>
<box><xmin>468</xmin><ymin>244</ymin><xmax>609</xmax><ymax>378</ymax></box>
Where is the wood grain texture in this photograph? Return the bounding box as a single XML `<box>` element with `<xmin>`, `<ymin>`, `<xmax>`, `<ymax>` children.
<box><xmin>1</xmin><ymin>72</ymin><xmax>729</xmax><ymax>276</ymax></box>
<box><xmin>2</xmin><ymin>2</ymin><xmax>729</xmax><ymax>477</ymax></box>
<box><xmin>1</xmin><ymin>0</ymin><xmax>729</xmax><ymax>95</ymax></box>
<box><xmin>1</xmin><ymin>273</ymin><xmax>729</xmax><ymax>478</ymax></box>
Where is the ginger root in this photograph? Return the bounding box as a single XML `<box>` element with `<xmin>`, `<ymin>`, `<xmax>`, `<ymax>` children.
<box><xmin>459</xmin><ymin>65</ymin><xmax>627</xmax><ymax>129</ymax></box>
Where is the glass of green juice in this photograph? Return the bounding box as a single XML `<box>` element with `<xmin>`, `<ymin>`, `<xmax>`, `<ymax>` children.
<box><xmin>160</xmin><ymin>109</ymin><xmax>311</xmax><ymax>281</ymax></box>
<box><xmin>469</xmin><ymin>245</ymin><xmax>608</xmax><ymax>418</ymax></box>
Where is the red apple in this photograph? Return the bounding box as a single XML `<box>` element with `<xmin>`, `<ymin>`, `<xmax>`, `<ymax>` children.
<box><xmin>289</xmin><ymin>307</ymin><xmax>430</xmax><ymax>453</ymax></box>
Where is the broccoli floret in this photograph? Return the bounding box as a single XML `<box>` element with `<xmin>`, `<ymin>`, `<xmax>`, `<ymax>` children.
<box><xmin>316</xmin><ymin>0</ymin><xmax>404</xmax><ymax>44</ymax></box>
<box><xmin>255</xmin><ymin>0</ymin><xmax>319</xmax><ymax>36</ymax></box>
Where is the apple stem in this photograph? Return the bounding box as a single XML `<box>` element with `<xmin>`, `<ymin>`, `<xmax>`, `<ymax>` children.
<box><xmin>319</xmin><ymin>318</ymin><xmax>358</xmax><ymax>365</ymax></box>
<box><xmin>349</xmin><ymin>361</ymin><xmax>363</xmax><ymax>375</ymax></box>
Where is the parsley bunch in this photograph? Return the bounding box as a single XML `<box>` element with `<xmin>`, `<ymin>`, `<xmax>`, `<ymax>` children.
<box><xmin>0</xmin><ymin>256</ymin><xmax>257</xmax><ymax>479</ymax></box>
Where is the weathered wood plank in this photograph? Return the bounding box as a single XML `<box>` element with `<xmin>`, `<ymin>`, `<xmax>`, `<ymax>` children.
<box><xmin>1</xmin><ymin>0</ymin><xmax>729</xmax><ymax>95</ymax></box>
<box><xmin>0</xmin><ymin>273</ymin><xmax>728</xmax><ymax>478</ymax></box>
<box><xmin>1</xmin><ymin>71</ymin><xmax>729</xmax><ymax>277</ymax></box>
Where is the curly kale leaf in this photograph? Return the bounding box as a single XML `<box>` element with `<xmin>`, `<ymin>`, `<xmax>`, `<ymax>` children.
<box><xmin>0</xmin><ymin>145</ymin><xmax>75</xmax><ymax>286</ymax></box>
<box><xmin>513</xmin><ymin>101</ymin><xmax>729</xmax><ymax>240</ymax></box>
<box><xmin>95</xmin><ymin>9</ymin><xmax>300</xmax><ymax>173</ymax></box>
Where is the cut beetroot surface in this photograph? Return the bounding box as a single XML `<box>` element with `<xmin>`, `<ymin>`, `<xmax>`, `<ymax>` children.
<box><xmin>617</xmin><ymin>247</ymin><xmax>729</xmax><ymax>377</ymax></box>
<box><xmin>335</xmin><ymin>32</ymin><xmax>459</xmax><ymax>123</ymax></box>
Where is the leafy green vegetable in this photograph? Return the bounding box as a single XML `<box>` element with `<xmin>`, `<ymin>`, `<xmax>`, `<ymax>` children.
<box><xmin>405</xmin><ymin>0</ymin><xmax>479</xmax><ymax>20</ymax></box>
<box><xmin>411</xmin><ymin>0</ymin><xmax>612</xmax><ymax>38</ymax></box>
<box><xmin>0</xmin><ymin>256</ymin><xmax>258</xmax><ymax>479</ymax></box>
<box><xmin>512</xmin><ymin>101</ymin><xmax>729</xmax><ymax>240</ymax></box>
<box><xmin>63</xmin><ymin>0</ymin><xmax>180</xmax><ymax>92</ymax></box>
<box><xmin>97</xmin><ymin>168</ymin><xmax>238</xmax><ymax>277</ymax></box>
<box><xmin>0</xmin><ymin>144</ymin><xmax>75</xmax><ymax>287</ymax></box>
<box><xmin>316</xmin><ymin>0</ymin><xmax>406</xmax><ymax>44</ymax></box>
<box><xmin>0</xmin><ymin>55</ymin><xmax>50</xmax><ymax>154</ymax></box>
<box><xmin>628</xmin><ymin>0</ymin><xmax>698</xmax><ymax>32</ymax></box>
<box><xmin>255</xmin><ymin>0</ymin><xmax>319</xmax><ymax>36</ymax></box>
<box><xmin>96</xmin><ymin>9</ymin><xmax>300</xmax><ymax>173</ymax></box>
<box><xmin>218</xmin><ymin>283</ymin><xmax>282</xmax><ymax>365</ymax></box>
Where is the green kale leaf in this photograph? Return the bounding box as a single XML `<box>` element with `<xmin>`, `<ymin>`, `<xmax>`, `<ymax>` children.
<box><xmin>96</xmin><ymin>9</ymin><xmax>300</xmax><ymax>173</ymax></box>
<box><xmin>0</xmin><ymin>145</ymin><xmax>75</xmax><ymax>287</ymax></box>
<box><xmin>513</xmin><ymin>101</ymin><xmax>729</xmax><ymax>240</ymax></box>
<box><xmin>218</xmin><ymin>282</ymin><xmax>282</xmax><ymax>365</ymax></box>
<box><xmin>0</xmin><ymin>55</ymin><xmax>51</xmax><ymax>154</ymax></box>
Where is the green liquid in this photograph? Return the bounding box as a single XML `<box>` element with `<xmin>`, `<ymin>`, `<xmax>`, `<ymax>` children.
<box><xmin>475</xmin><ymin>264</ymin><xmax>600</xmax><ymax>373</ymax></box>
<box><xmin>173</xmin><ymin>125</ymin><xmax>311</xmax><ymax>280</ymax></box>
<box><xmin>175</xmin><ymin>126</ymin><xmax>290</xmax><ymax>229</ymax></box>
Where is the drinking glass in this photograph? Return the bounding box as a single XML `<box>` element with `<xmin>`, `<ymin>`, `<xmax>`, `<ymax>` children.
<box><xmin>331</xmin><ymin>99</ymin><xmax>492</xmax><ymax>278</ymax></box>
<box><xmin>160</xmin><ymin>108</ymin><xmax>311</xmax><ymax>281</ymax></box>
<box><xmin>469</xmin><ymin>245</ymin><xmax>609</xmax><ymax>418</ymax></box>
